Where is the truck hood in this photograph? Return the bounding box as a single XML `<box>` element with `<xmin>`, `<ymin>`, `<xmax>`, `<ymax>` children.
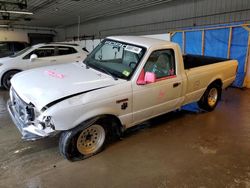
<box><xmin>11</xmin><ymin>62</ymin><xmax>123</xmax><ymax>111</ymax></box>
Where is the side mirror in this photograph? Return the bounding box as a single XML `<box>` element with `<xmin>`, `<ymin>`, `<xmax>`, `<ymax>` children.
<box><xmin>145</xmin><ymin>72</ymin><xmax>156</xmax><ymax>83</ymax></box>
<box><xmin>137</xmin><ymin>70</ymin><xmax>156</xmax><ymax>85</ymax></box>
<box><xmin>30</xmin><ymin>54</ymin><xmax>38</xmax><ymax>62</ymax></box>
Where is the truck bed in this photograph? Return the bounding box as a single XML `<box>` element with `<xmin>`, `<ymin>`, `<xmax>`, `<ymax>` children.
<box><xmin>183</xmin><ymin>54</ymin><xmax>229</xmax><ymax>69</ymax></box>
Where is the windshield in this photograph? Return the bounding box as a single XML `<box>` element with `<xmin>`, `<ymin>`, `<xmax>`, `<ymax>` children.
<box><xmin>84</xmin><ymin>39</ymin><xmax>146</xmax><ymax>80</ymax></box>
<box><xmin>9</xmin><ymin>46</ymin><xmax>32</xmax><ymax>58</ymax></box>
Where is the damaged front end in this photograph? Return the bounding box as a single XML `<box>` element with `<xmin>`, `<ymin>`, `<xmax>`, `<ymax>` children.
<box><xmin>7</xmin><ymin>87</ymin><xmax>57</xmax><ymax>141</ymax></box>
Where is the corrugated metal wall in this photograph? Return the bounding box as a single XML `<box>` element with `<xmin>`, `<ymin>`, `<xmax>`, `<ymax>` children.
<box><xmin>62</xmin><ymin>0</ymin><xmax>250</xmax><ymax>40</ymax></box>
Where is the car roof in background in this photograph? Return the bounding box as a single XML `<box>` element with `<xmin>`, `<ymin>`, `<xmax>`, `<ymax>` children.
<box><xmin>47</xmin><ymin>42</ymin><xmax>79</xmax><ymax>46</ymax></box>
<box><xmin>31</xmin><ymin>42</ymin><xmax>80</xmax><ymax>48</ymax></box>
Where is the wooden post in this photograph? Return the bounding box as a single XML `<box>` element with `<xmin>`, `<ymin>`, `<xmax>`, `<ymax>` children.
<box><xmin>243</xmin><ymin>26</ymin><xmax>250</xmax><ymax>32</ymax></box>
<box><xmin>202</xmin><ymin>30</ymin><xmax>205</xmax><ymax>55</ymax></box>
<box><xmin>243</xmin><ymin>33</ymin><xmax>250</xmax><ymax>88</ymax></box>
<box><xmin>170</xmin><ymin>32</ymin><xmax>176</xmax><ymax>40</ymax></box>
<box><xmin>227</xmin><ymin>27</ymin><xmax>233</xmax><ymax>59</ymax></box>
<box><xmin>242</xmin><ymin>25</ymin><xmax>250</xmax><ymax>87</ymax></box>
<box><xmin>182</xmin><ymin>31</ymin><xmax>185</xmax><ymax>54</ymax></box>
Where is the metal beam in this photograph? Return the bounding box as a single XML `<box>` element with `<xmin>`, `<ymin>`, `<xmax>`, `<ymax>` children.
<box><xmin>0</xmin><ymin>0</ymin><xmax>27</xmax><ymax>9</ymax></box>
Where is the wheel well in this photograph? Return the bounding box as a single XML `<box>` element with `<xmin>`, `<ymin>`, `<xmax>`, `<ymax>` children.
<box><xmin>96</xmin><ymin>114</ymin><xmax>124</xmax><ymax>138</ymax></box>
<box><xmin>1</xmin><ymin>69</ymin><xmax>22</xmax><ymax>85</ymax></box>
<box><xmin>210</xmin><ymin>79</ymin><xmax>222</xmax><ymax>88</ymax></box>
<box><xmin>209</xmin><ymin>79</ymin><xmax>222</xmax><ymax>100</ymax></box>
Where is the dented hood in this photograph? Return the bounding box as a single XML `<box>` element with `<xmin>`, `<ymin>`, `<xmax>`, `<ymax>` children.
<box><xmin>11</xmin><ymin>62</ymin><xmax>123</xmax><ymax>111</ymax></box>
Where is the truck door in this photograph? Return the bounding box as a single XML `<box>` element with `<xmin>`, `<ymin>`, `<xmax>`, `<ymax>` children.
<box><xmin>132</xmin><ymin>49</ymin><xmax>183</xmax><ymax>124</ymax></box>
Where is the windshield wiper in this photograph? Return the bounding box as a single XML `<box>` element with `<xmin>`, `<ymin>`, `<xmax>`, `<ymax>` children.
<box><xmin>86</xmin><ymin>62</ymin><xmax>118</xmax><ymax>81</ymax></box>
<box><xmin>83</xmin><ymin>59</ymin><xmax>89</xmax><ymax>69</ymax></box>
<box><xmin>96</xmin><ymin>66</ymin><xmax>118</xmax><ymax>81</ymax></box>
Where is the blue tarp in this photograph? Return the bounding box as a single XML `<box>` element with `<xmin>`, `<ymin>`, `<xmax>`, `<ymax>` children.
<box><xmin>230</xmin><ymin>27</ymin><xmax>249</xmax><ymax>87</ymax></box>
<box><xmin>185</xmin><ymin>31</ymin><xmax>202</xmax><ymax>55</ymax></box>
<box><xmin>172</xmin><ymin>32</ymin><xmax>183</xmax><ymax>52</ymax></box>
<box><xmin>204</xmin><ymin>28</ymin><xmax>229</xmax><ymax>58</ymax></box>
<box><xmin>181</xmin><ymin>102</ymin><xmax>202</xmax><ymax>113</ymax></box>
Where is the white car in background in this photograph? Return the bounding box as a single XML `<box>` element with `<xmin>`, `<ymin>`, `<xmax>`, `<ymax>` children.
<box><xmin>0</xmin><ymin>43</ymin><xmax>88</xmax><ymax>89</ymax></box>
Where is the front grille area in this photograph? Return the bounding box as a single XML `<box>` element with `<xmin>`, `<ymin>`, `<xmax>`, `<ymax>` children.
<box><xmin>10</xmin><ymin>88</ymin><xmax>35</xmax><ymax>125</ymax></box>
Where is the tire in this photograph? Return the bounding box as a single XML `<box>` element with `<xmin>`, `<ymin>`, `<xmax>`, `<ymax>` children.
<box><xmin>59</xmin><ymin>119</ymin><xmax>110</xmax><ymax>161</ymax></box>
<box><xmin>2</xmin><ymin>70</ymin><xmax>20</xmax><ymax>90</ymax></box>
<box><xmin>198</xmin><ymin>84</ymin><xmax>221</xmax><ymax>112</ymax></box>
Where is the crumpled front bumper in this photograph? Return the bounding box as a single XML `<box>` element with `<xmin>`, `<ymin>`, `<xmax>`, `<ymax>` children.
<box><xmin>7</xmin><ymin>100</ymin><xmax>56</xmax><ymax>141</ymax></box>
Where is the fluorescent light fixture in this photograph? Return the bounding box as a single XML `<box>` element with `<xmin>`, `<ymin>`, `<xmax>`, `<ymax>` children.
<box><xmin>0</xmin><ymin>10</ymin><xmax>33</xmax><ymax>15</ymax></box>
<box><xmin>0</xmin><ymin>24</ymin><xmax>9</xmax><ymax>27</ymax></box>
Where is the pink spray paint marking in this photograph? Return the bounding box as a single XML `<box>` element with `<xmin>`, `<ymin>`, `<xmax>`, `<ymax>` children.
<box><xmin>45</xmin><ymin>70</ymin><xmax>65</xmax><ymax>79</ymax></box>
<box><xmin>159</xmin><ymin>90</ymin><xmax>165</xmax><ymax>98</ymax></box>
<box><xmin>157</xmin><ymin>90</ymin><xmax>166</xmax><ymax>101</ymax></box>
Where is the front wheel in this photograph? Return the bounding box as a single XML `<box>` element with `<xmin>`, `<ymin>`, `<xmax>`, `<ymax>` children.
<box><xmin>2</xmin><ymin>70</ymin><xmax>20</xmax><ymax>90</ymax></box>
<box><xmin>59</xmin><ymin>121</ymin><xmax>109</xmax><ymax>161</ymax></box>
<box><xmin>198</xmin><ymin>84</ymin><xmax>221</xmax><ymax>112</ymax></box>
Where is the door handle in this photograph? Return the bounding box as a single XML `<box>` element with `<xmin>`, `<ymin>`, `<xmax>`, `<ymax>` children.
<box><xmin>173</xmin><ymin>82</ymin><xmax>181</xmax><ymax>88</ymax></box>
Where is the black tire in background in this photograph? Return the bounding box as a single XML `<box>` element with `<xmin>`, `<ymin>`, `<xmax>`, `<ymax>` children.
<box><xmin>59</xmin><ymin>119</ymin><xmax>111</xmax><ymax>161</ymax></box>
<box><xmin>198</xmin><ymin>84</ymin><xmax>221</xmax><ymax>112</ymax></box>
<box><xmin>2</xmin><ymin>70</ymin><xmax>20</xmax><ymax>90</ymax></box>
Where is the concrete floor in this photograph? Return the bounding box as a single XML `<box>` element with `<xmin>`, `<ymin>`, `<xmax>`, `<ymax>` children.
<box><xmin>0</xmin><ymin>88</ymin><xmax>250</xmax><ymax>188</ymax></box>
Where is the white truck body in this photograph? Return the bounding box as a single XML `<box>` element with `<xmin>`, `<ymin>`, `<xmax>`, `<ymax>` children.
<box><xmin>7</xmin><ymin>36</ymin><xmax>238</xmax><ymax>160</ymax></box>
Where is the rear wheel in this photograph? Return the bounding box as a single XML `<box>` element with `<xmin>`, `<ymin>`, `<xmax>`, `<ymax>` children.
<box><xmin>2</xmin><ymin>70</ymin><xmax>20</xmax><ymax>90</ymax></box>
<box><xmin>198</xmin><ymin>84</ymin><xmax>221</xmax><ymax>111</ymax></box>
<box><xmin>59</xmin><ymin>119</ymin><xmax>110</xmax><ymax>161</ymax></box>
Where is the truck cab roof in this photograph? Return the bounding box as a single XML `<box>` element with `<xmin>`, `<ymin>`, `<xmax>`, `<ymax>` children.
<box><xmin>107</xmin><ymin>36</ymin><xmax>178</xmax><ymax>49</ymax></box>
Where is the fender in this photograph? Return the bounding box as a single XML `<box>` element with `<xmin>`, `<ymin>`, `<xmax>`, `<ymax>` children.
<box><xmin>208</xmin><ymin>76</ymin><xmax>223</xmax><ymax>88</ymax></box>
<box><xmin>41</xmin><ymin>85</ymin><xmax>114</xmax><ymax>112</ymax></box>
<box><xmin>73</xmin><ymin>107</ymin><xmax>121</xmax><ymax>130</ymax></box>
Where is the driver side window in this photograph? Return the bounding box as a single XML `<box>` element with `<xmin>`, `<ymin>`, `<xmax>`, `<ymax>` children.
<box><xmin>144</xmin><ymin>49</ymin><xmax>175</xmax><ymax>79</ymax></box>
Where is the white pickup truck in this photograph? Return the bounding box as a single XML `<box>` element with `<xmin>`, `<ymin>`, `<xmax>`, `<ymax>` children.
<box><xmin>7</xmin><ymin>36</ymin><xmax>238</xmax><ymax>161</ymax></box>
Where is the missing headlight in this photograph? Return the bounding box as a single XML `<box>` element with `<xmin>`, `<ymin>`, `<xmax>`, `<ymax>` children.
<box><xmin>26</xmin><ymin>105</ymin><xmax>35</xmax><ymax>121</ymax></box>
<box><xmin>43</xmin><ymin>116</ymin><xmax>55</xmax><ymax>130</ymax></box>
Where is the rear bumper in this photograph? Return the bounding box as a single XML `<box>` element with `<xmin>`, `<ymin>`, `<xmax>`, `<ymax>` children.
<box><xmin>7</xmin><ymin>100</ymin><xmax>56</xmax><ymax>141</ymax></box>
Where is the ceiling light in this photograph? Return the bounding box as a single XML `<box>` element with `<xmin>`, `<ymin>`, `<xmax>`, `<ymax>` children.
<box><xmin>0</xmin><ymin>10</ymin><xmax>33</xmax><ymax>15</ymax></box>
<box><xmin>0</xmin><ymin>24</ymin><xmax>9</xmax><ymax>27</ymax></box>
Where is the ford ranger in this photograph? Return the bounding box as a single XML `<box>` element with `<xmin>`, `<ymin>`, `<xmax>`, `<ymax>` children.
<box><xmin>7</xmin><ymin>36</ymin><xmax>238</xmax><ymax>161</ymax></box>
